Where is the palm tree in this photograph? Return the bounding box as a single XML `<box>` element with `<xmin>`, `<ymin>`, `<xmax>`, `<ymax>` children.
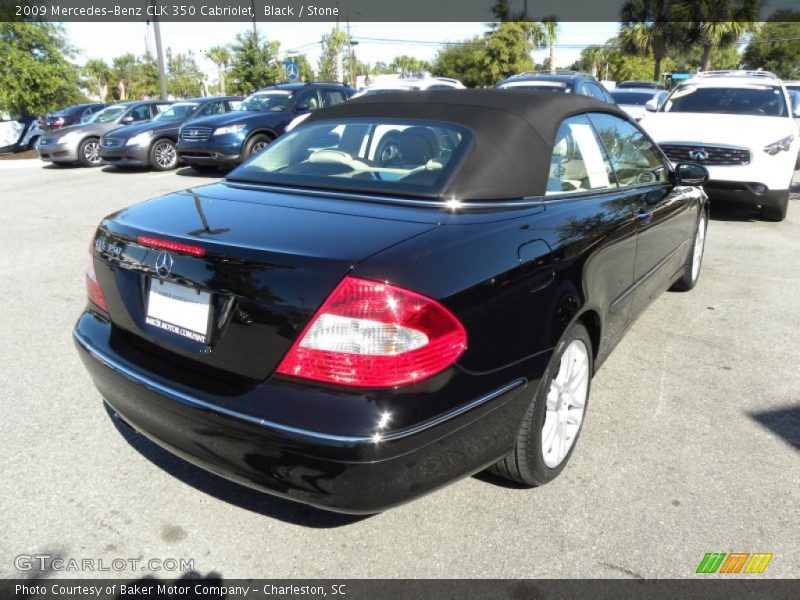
<box><xmin>207</xmin><ymin>46</ymin><xmax>231</xmax><ymax>95</ymax></box>
<box><xmin>542</xmin><ymin>16</ymin><xmax>558</xmax><ymax>74</ymax></box>
<box><xmin>620</xmin><ymin>0</ymin><xmax>688</xmax><ymax>83</ymax></box>
<box><xmin>678</xmin><ymin>0</ymin><xmax>759</xmax><ymax>71</ymax></box>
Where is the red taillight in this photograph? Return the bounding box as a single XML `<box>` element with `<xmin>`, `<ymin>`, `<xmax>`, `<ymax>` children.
<box><xmin>86</xmin><ymin>241</ymin><xmax>108</xmax><ymax>312</ymax></box>
<box><xmin>276</xmin><ymin>276</ymin><xmax>467</xmax><ymax>388</ymax></box>
<box><xmin>54</xmin><ymin>117</ymin><xmax>64</xmax><ymax>128</ymax></box>
<box><xmin>137</xmin><ymin>235</ymin><xmax>205</xmax><ymax>257</ymax></box>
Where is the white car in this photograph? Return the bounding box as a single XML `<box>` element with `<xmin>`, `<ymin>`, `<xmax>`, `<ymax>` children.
<box><xmin>610</xmin><ymin>88</ymin><xmax>668</xmax><ymax>122</ymax></box>
<box><xmin>641</xmin><ymin>70</ymin><xmax>798</xmax><ymax>221</ymax></box>
<box><xmin>352</xmin><ymin>77</ymin><xmax>465</xmax><ymax>99</ymax></box>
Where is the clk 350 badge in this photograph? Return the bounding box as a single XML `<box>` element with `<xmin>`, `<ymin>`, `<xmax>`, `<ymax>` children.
<box><xmin>94</xmin><ymin>239</ymin><xmax>122</xmax><ymax>257</ymax></box>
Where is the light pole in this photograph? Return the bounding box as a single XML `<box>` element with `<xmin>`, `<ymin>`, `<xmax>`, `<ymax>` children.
<box><xmin>149</xmin><ymin>0</ymin><xmax>167</xmax><ymax>100</ymax></box>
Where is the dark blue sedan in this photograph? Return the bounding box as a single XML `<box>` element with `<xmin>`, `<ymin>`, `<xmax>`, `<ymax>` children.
<box><xmin>176</xmin><ymin>82</ymin><xmax>354</xmax><ymax>172</ymax></box>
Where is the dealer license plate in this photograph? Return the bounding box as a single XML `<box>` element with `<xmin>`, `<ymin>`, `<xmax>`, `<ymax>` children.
<box><xmin>145</xmin><ymin>279</ymin><xmax>211</xmax><ymax>343</ymax></box>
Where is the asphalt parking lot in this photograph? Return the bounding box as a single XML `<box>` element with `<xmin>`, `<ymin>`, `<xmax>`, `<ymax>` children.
<box><xmin>1</xmin><ymin>161</ymin><xmax>798</xmax><ymax>580</ymax></box>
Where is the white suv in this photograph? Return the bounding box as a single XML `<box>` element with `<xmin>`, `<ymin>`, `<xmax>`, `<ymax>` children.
<box><xmin>641</xmin><ymin>70</ymin><xmax>798</xmax><ymax>221</ymax></box>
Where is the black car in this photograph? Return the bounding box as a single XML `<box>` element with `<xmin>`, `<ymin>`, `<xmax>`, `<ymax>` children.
<box><xmin>495</xmin><ymin>71</ymin><xmax>615</xmax><ymax>104</ymax></box>
<box><xmin>44</xmin><ymin>103</ymin><xmax>107</xmax><ymax>131</ymax></box>
<box><xmin>74</xmin><ymin>91</ymin><xmax>708</xmax><ymax>513</ymax></box>
<box><xmin>176</xmin><ymin>82</ymin><xmax>355</xmax><ymax>172</ymax></box>
<box><xmin>99</xmin><ymin>96</ymin><xmax>242</xmax><ymax>171</ymax></box>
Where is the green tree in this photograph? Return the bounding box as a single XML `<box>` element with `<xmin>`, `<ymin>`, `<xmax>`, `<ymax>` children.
<box><xmin>431</xmin><ymin>39</ymin><xmax>486</xmax><ymax>87</ymax></box>
<box><xmin>742</xmin><ymin>11</ymin><xmax>800</xmax><ymax>78</ymax></box>
<box><xmin>228</xmin><ymin>30</ymin><xmax>283</xmax><ymax>95</ymax></box>
<box><xmin>111</xmin><ymin>53</ymin><xmax>159</xmax><ymax>100</ymax></box>
<box><xmin>318</xmin><ymin>28</ymin><xmax>350</xmax><ymax>82</ymax></box>
<box><xmin>82</xmin><ymin>58</ymin><xmax>113</xmax><ymax>101</ymax></box>
<box><xmin>207</xmin><ymin>46</ymin><xmax>231</xmax><ymax>95</ymax></box>
<box><xmin>619</xmin><ymin>0</ymin><xmax>690</xmax><ymax>82</ymax></box>
<box><xmin>0</xmin><ymin>22</ymin><xmax>85</xmax><ymax>116</ymax></box>
<box><xmin>481</xmin><ymin>22</ymin><xmax>540</xmax><ymax>84</ymax></box>
<box><xmin>166</xmin><ymin>49</ymin><xmax>203</xmax><ymax>98</ymax></box>
<box><xmin>572</xmin><ymin>45</ymin><xmax>611</xmax><ymax>79</ymax></box>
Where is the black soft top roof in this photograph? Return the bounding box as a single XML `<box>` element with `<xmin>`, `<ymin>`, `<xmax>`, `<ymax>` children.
<box><xmin>303</xmin><ymin>89</ymin><xmax>630</xmax><ymax>200</ymax></box>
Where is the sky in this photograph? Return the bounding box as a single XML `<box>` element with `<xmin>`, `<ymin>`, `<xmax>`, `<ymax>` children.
<box><xmin>63</xmin><ymin>21</ymin><xmax>621</xmax><ymax>85</ymax></box>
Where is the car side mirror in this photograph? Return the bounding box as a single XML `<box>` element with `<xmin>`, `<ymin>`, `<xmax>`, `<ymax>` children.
<box><xmin>121</xmin><ymin>116</ymin><xmax>134</xmax><ymax>125</ymax></box>
<box><xmin>294</xmin><ymin>104</ymin><xmax>310</xmax><ymax>113</ymax></box>
<box><xmin>645</xmin><ymin>99</ymin><xmax>658</xmax><ymax>112</ymax></box>
<box><xmin>674</xmin><ymin>163</ymin><xmax>709</xmax><ymax>186</ymax></box>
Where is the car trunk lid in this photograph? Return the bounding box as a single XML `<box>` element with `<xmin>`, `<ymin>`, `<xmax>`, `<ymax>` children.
<box><xmin>93</xmin><ymin>186</ymin><xmax>439</xmax><ymax>384</ymax></box>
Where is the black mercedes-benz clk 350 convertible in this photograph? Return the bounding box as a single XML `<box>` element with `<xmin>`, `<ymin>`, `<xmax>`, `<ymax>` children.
<box><xmin>74</xmin><ymin>90</ymin><xmax>709</xmax><ymax>513</ymax></box>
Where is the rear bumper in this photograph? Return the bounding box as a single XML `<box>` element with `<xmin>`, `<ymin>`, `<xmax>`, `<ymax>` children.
<box><xmin>73</xmin><ymin>312</ymin><xmax>529</xmax><ymax>513</ymax></box>
<box><xmin>703</xmin><ymin>181</ymin><xmax>788</xmax><ymax>208</ymax></box>
<box><xmin>100</xmin><ymin>145</ymin><xmax>150</xmax><ymax>167</ymax></box>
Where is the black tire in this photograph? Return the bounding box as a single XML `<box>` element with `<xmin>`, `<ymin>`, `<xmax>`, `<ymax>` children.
<box><xmin>488</xmin><ymin>321</ymin><xmax>593</xmax><ymax>487</ymax></box>
<box><xmin>78</xmin><ymin>137</ymin><xmax>102</xmax><ymax>167</ymax></box>
<box><xmin>188</xmin><ymin>164</ymin><xmax>218</xmax><ymax>174</ymax></box>
<box><xmin>148</xmin><ymin>138</ymin><xmax>178</xmax><ymax>171</ymax></box>
<box><xmin>671</xmin><ymin>211</ymin><xmax>708</xmax><ymax>291</ymax></box>
<box><xmin>243</xmin><ymin>133</ymin><xmax>272</xmax><ymax>159</ymax></box>
<box><xmin>761</xmin><ymin>194</ymin><xmax>789</xmax><ymax>222</ymax></box>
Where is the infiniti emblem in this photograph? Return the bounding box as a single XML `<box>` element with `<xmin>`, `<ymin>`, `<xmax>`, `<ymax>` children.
<box><xmin>155</xmin><ymin>251</ymin><xmax>173</xmax><ymax>277</ymax></box>
<box><xmin>689</xmin><ymin>149</ymin><xmax>709</xmax><ymax>161</ymax></box>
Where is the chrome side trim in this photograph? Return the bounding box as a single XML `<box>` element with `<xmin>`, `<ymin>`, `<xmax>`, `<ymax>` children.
<box><xmin>221</xmin><ymin>181</ymin><xmax>545</xmax><ymax>211</ymax></box>
<box><xmin>74</xmin><ymin>329</ymin><xmax>525</xmax><ymax>445</ymax></box>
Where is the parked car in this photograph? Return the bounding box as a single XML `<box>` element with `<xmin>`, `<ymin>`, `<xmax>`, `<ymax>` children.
<box><xmin>641</xmin><ymin>70</ymin><xmax>798</xmax><ymax>221</ymax></box>
<box><xmin>37</xmin><ymin>100</ymin><xmax>172</xmax><ymax>167</ymax></box>
<box><xmin>0</xmin><ymin>113</ymin><xmax>43</xmax><ymax>152</ymax></box>
<box><xmin>74</xmin><ymin>90</ymin><xmax>709</xmax><ymax>513</ymax></box>
<box><xmin>99</xmin><ymin>96</ymin><xmax>242</xmax><ymax>171</ymax></box>
<box><xmin>352</xmin><ymin>77</ymin><xmax>465</xmax><ymax>98</ymax></box>
<box><xmin>176</xmin><ymin>82</ymin><xmax>355</xmax><ymax>172</ymax></box>
<box><xmin>44</xmin><ymin>103</ymin><xmax>107</xmax><ymax>131</ymax></box>
<box><xmin>610</xmin><ymin>88</ymin><xmax>668</xmax><ymax>121</ymax></box>
<box><xmin>617</xmin><ymin>80</ymin><xmax>664</xmax><ymax>90</ymax></box>
<box><xmin>495</xmin><ymin>71</ymin><xmax>616</xmax><ymax>104</ymax></box>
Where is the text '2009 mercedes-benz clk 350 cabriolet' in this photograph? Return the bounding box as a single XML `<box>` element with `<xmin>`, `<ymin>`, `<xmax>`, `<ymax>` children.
<box><xmin>74</xmin><ymin>91</ymin><xmax>709</xmax><ymax>513</ymax></box>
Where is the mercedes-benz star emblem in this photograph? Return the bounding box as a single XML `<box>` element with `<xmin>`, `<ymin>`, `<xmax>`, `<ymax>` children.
<box><xmin>155</xmin><ymin>251</ymin><xmax>173</xmax><ymax>277</ymax></box>
<box><xmin>689</xmin><ymin>149</ymin><xmax>709</xmax><ymax>161</ymax></box>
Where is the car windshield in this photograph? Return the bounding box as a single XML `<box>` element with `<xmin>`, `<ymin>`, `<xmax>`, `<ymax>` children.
<box><xmin>662</xmin><ymin>85</ymin><xmax>788</xmax><ymax>117</ymax></box>
<box><xmin>93</xmin><ymin>106</ymin><xmax>127</xmax><ymax>123</ymax></box>
<box><xmin>228</xmin><ymin>119</ymin><xmax>471</xmax><ymax>197</ymax></box>
<box><xmin>611</xmin><ymin>91</ymin><xmax>659</xmax><ymax>105</ymax></box>
<box><xmin>238</xmin><ymin>91</ymin><xmax>292</xmax><ymax>112</ymax></box>
<box><xmin>153</xmin><ymin>103</ymin><xmax>198</xmax><ymax>121</ymax></box>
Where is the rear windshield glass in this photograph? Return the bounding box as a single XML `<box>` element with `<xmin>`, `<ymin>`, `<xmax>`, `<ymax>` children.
<box><xmin>662</xmin><ymin>85</ymin><xmax>788</xmax><ymax>117</ymax></box>
<box><xmin>498</xmin><ymin>81</ymin><xmax>569</xmax><ymax>92</ymax></box>
<box><xmin>228</xmin><ymin>119</ymin><xmax>471</xmax><ymax>197</ymax></box>
<box><xmin>611</xmin><ymin>91</ymin><xmax>657</xmax><ymax>105</ymax></box>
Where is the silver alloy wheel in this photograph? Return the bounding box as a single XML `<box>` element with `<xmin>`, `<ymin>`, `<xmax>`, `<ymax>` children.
<box><xmin>84</xmin><ymin>141</ymin><xmax>101</xmax><ymax>164</ymax></box>
<box><xmin>250</xmin><ymin>140</ymin><xmax>268</xmax><ymax>155</ymax></box>
<box><xmin>542</xmin><ymin>339</ymin><xmax>589</xmax><ymax>468</ymax></box>
<box><xmin>154</xmin><ymin>141</ymin><xmax>177</xmax><ymax>169</ymax></box>
<box><xmin>691</xmin><ymin>215</ymin><xmax>706</xmax><ymax>282</ymax></box>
